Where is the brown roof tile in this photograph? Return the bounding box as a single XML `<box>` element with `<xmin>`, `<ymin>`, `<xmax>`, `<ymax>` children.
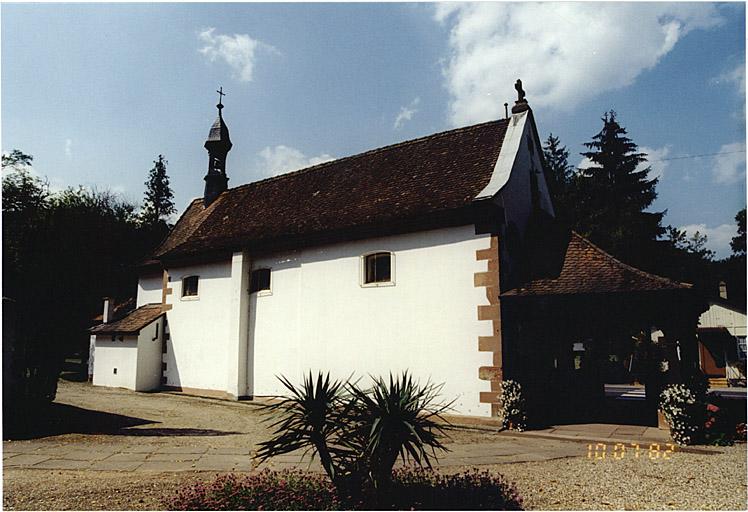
<box><xmin>152</xmin><ymin>120</ymin><xmax>509</xmax><ymax>260</ymax></box>
<box><xmin>90</xmin><ymin>303</ymin><xmax>164</xmax><ymax>335</ymax></box>
<box><xmin>502</xmin><ymin>232</ymin><xmax>691</xmax><ymax>297</ymax></box>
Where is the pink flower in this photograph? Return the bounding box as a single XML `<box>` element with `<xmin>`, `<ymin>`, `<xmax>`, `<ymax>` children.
<box><xmin>707</xmin><ymin>404</ymin><xmax>719</xmax><ymax>413</ymax></box>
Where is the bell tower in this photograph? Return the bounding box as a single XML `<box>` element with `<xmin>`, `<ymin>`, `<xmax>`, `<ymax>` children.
<box><xmin>203</xmin><ymin>87</ymin><xmax>232</xmax><ymax>207</ymax></box>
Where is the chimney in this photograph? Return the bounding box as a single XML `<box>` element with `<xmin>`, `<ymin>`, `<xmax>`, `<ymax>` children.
<box><xmin>719</xmin><ymin>281</ymin><xmax>728</xmax><ymax>300</ymax></box>
<box><xmin>102</xmin><ymin>297</ymin><xmax>114</xmax><ymax>324</ymax></box>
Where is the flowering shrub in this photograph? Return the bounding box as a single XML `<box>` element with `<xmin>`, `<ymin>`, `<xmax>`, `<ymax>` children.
<box><xmin>659</xmin><ymin>384</ymin><xmax>703</xmax><ymax>445</ymax></box>
<box><xmin>388</xmin><ymin>467</ymin><xmax>524</xmax><ymax>510</ymax></box>
<box><xmin>166</xmin><ymin>470</ymin><xmax>340</xmax><ymax>510</ymax></box>
<box><xmin>496</xmin><ymin>380</ymin><xmax>527</xmax><ymax>431</ymax></box>
<box><xmin>736</xmin><ymin>423</ymin><xmax>746</xmax><ymax>442</ymax></box>
<box><xmin>167</xmin><ymin>468</ymin><xmax>524</xmax><ymax>510</ymax></box>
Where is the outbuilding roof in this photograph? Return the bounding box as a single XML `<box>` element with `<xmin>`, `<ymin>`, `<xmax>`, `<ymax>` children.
<box><xmin>89</xmin><ymin>303</ymin><xmax>164</xmax><ymax>335</ymax></box>
<box><xmin>502</xmin><ymin>232</ymin><xmax>691</xmax><ymax>297</ymax></box>
<box><xmin>151</xmin><ymin>119</ymin><xmax>509</xmax><ymax>261</ymax></box>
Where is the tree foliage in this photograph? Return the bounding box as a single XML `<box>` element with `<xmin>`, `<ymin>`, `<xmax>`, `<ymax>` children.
<box><xmin>140</xmin><ymin>154</ymin><xmax>176</xmax><ymax>227</ymax></box>
<box><xmin>2</xmin><ymin>149</ymin><xmax>175</xmax><ymax>436</ymax></box>
<box><xmin>574</xmin><ymin>111</ymin><xmax>665</xmax><ymax>266</ymax></box>
<box><xmin>542</xmin><ymin>133</ymin><xmax>576</xmax><ymax>227</ymax></box>
<box><xmin>731</xmin><ymin>208</ymin><xmax>746</xmax><ymax>256</ymax></box>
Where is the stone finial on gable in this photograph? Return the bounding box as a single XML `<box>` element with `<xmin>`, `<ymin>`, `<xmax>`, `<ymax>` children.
<box><xmin>511</xmin><ymin>79</ymin><xmax>530</xmax><ymax>114</ymax></box>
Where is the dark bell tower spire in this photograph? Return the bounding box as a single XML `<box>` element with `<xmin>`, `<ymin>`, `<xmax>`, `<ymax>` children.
<box><xmin>203</xmin><ymin>87</ymin><xmax>232</xmax><ymax>207</ymax></box>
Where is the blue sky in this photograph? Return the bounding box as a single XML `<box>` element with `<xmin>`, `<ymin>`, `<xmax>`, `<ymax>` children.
<box><xmin>2</xmin><ymin>2</ymin><xmax>745</xmax><ymax>257</ymax></box>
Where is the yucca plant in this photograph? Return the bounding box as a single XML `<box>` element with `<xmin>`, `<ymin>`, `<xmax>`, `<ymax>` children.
<box><xmin>257</xmin><ymin>370</ymin><xmax>452</xmax><ymax>505</ymax></box>
<box><xmin>256</xmin><ymin>372</ymin><xmax>349</xmax><ymax>483</ymax></box>
<box><xmin>348</xmin><ymin>372</ymin><xmax>452</xmax><ymax>494</ymax></box>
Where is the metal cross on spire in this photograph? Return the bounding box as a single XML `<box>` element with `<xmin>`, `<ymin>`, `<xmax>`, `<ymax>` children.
<box><xmin>216</xmin><ymin>87</ymin><xmax>226</xmax><ymax>109</ymax></box>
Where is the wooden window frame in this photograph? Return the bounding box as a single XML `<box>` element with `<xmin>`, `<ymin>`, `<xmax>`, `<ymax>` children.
<box><xmin>360</xmin><ymin>251</ymin><xmax>395</xmax><ymax>288</ymax></box>
<box><xmin>250</xmin><ymin>268</ymin><xmax>272</xmax><ymax>296</ymax></box>
<box><xmin>181</xmin><ymin>275</ymin><xmax>200</xmax><ymax>300</ymax></box>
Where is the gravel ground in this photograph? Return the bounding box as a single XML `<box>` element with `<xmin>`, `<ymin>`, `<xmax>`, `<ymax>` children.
<box><xmin>5</xmin><ymin>445</ymin><xmax>745</xmax><ymax>510</ymax></box>
<box><xmin>4</xmin><ymin>379</ymin><xmax>746</xmax><ymax>510</ymax></box>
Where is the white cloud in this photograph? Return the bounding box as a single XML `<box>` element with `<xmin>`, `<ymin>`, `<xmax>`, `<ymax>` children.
<box><xmin>679</xmin><ymin>223</ymin><xmax>737</xmax><ymax>259</ymax></box>
<box><xmin>638</xmin><ymin>145</ymin><xmax>671</xmax><ymax>181</ymax></box>
<box><xmin>257</xmin><ymin>145</ymin><xmax>334</xmax><ymax>178</ymax></box>
<box><xmin>394</xmin><ymin>97</ymin><xmax>420</xmax><ymax>129</ymax></box>
<box><xmin>435</xmin><ymin>3</ymin><xmax>722</xmax><ymax>126</ymax></box>
<box><xmin>712</xmin><ymin>142</ymin><xmax>746</xmax><ymax>184</ymax></box>
<box><xmin>198</xmin><ymin>27</ymin><xmax>277</xmax><ymax>82</ymax></box>
<box><xmin>713</xmin><ymin>63</ymin><xmax>746</xmax><ymax>95</ymax></box>
<box><xmin>64</xmin><ymin>139</ymin><xmax>72</xmax><ymax>158</ymax></box>
<box><xmin>577</xmin><ymin>144</ymin><xmax>670</xmax><ymax>180</ymax></box>
<box><xmin>712</xmin><ymin>63</ymin><xmax>746</xmax><ymax>119</ymax></box>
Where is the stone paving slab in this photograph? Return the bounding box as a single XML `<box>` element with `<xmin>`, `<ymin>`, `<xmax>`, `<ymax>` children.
<box><xmin>89</xmin><ymin>460</ymin><xmax>145</xmax><ymax>472</ymax></box>
<box><xmin>148</xmin><ymin>453</ymin><xmax>203</xmax><ymax>462</ymax></box>
<box><xmin>119</xmin><ymin>445</ymin><xmax>159</xmax><ymax>453</ymax></box>
<box><xmin>4</xmin><ymin>454</ymin><xmax>51</xmax><ymax>466</ymax></box>
<box><xmin>63</xmin><ymin>449</ymin><xmax>118</xmax><ymax>461</ymax></box>
<box><xmin>34</xmin><ymin>459</ymin><xmax>93</xmax><ymax>470</ymax></box>
<box><xmin>155</xmin><ymin>446</ymin><xmax>209</xmax><ymax>454</ymax></box>
<box><xmin>208</xmin><ymin>447</ymin><xmax>252</xmax><ymax>455</ymax></box>
<box><xmin>104</xmin><ymin>453</ymin><xmax>152</xmax><ymax>462</ymax></box>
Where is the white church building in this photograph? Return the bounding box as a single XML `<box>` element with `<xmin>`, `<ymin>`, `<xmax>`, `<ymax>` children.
<box><xmin>91</xmin><ymin>83</ymin><xmax>551</xmax><ymax>418</ymax></box>
<box><xmin>91</xmin><ymin>82</ymin><xmax>698</xmax><ymax>420</ymax></box>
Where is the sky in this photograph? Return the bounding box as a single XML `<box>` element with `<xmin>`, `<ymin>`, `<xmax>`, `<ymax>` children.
<box><xmin>2</xmin><ymin>2</ymin><xmax>745</xmax><ymax>257</ymax></box>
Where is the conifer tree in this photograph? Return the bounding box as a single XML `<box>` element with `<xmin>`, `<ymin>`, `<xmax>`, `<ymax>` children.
<box><xmin>731</xmin><ymin>208</ymin><xmax>746</xmax><ymax>256</ymax></box>
<box><xmin>575</xmin><ymin>111</ymin><xmax>665</xmax><ymax>263</ymax></box>
<box><xmin>542</xmin><ymin>134</ymin><xmax>575</xmax><ymax>226</ymax></box>
<box><xmin>141</xmin><ymin>155</ymin><xmax>176</xmax><ymax>226</ymax></box>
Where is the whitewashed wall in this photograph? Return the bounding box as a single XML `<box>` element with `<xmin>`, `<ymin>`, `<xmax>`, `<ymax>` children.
<box><xmin>136</xmin><ymin>317</ymin><xmax>164</xmax><ymax>391</ymax></box>
<box><xmin>700</xmin><ymin>303</ymin><xmax>747</xmax><ymax>337</ymax></box>
<box><xmin>137</xmin><ymin>273</ymin><xmax>163</xmax><ymax>307</ymax></box>
<box><xmin>162</xmin><ymin>261</ymin><xmax>233</xmax><ymax>391</ymax></box>
<box><xmin>249</xmin><ymin>225</ymin><xmax>495</xmax><ymax>416</ymax></box>
<box><xmin>93</xmin><ymin>335</ymin><xmax>139</xmax><ymax>389</ymax></box>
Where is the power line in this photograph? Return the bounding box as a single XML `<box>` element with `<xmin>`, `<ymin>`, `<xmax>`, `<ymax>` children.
<box><xmin>648</xmin><ymin>149</ymin><xmax>745</xmax><ymax>163</ymax></box>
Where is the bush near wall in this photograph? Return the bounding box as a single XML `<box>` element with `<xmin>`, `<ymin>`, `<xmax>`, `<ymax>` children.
<box><xmin>167</xmin><ymin>468</ymin><xmax>524</xmax><ymax>511</ymax></box>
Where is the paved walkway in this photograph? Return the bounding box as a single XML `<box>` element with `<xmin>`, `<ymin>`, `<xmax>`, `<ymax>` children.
<box><xmin>6</xmin><ymin>424</ymin><xmax>716</xmax><ymax>474</ymax></box>
<box><xmin>3</xmin><ymin>435</ymin><xmax>591</xmax><ymax>473</ymax></box>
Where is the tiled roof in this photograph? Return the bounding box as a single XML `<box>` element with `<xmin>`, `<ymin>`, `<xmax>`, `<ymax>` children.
<box><xmin>152</xmin><ymin>119</ymin><xmax>509</xmax><ymax>260</ymax></box>
<box><xmin>90</xmin><ymin>303</ymin><xmax>164</xmax><ymax>335</ymax></box>
<box><xmin>502</xmin><ymin>232</ymin><xmax>691</xmax><ymax>297</ymax></box>
<box><xmin>91</xmin><ymin>297</ymin><xmax>135</xmax><ymax>324</ymax></box>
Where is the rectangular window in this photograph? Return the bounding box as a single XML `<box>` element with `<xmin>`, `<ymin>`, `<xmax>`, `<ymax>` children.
<box><xmin>250</xmin><ymin>268</ymin><xmax>271</xmax><ymax>293</ymax></box>
<box><xmin>737</xmin><ymin>336</ymin><xmax>747</xmax><ymax>360</ymax></box>
<box><xmin>182</xmin><ymin>276</ymin><xmax>199</xmax><ymax>297</ymax></box>
<box><xmin>364</xmin><ymin>252</ymin><xmax>392</xmax><ymax>284</ymax></box>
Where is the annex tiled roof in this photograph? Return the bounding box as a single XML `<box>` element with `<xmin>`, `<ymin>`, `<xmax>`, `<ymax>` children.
<box><xmin>90</xmin><ymin>303</ymin><xmax>164</xmax><ymax>335</ymax></box>
<box><xmin>502</xmin><ymin>233</ymin><xmax>691</xmax><ymax>297</ymax></box>
<box><xmin>152</xmin><ymin>119</ymin><xmax>509</xmax><ymax>260</ymax></box>
<box><xmin>91</xmin><ymin>297</ymin><xmax>135</xmax><ymax>325</ymax></box>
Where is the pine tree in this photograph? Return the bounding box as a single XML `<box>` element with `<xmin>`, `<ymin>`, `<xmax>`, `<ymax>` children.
<box><xmin>141</xmin><ymin>155</ymin><xmax>176</xmax><ymax>226</ymax></box>
<box><xmin>575</xmin><ymin>111</ymin><xmax>665</xmax><ymax>263</ymax></box>
<box><xmin>542</xmin><ymin>134</ymin><xmax>575</xmax><ymax>226</ymax></box>
<box><xmin>731</xmin><ymin>208</ymin><xmax>746</xmax><ymax>256</ymax></box>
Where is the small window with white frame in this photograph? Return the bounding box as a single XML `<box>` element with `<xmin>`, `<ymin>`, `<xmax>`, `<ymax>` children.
<box><xmin>362</xmin><ymin>252</ymin><xmax>394</xmax><ymax>286</ymax></box>
<box><xmin>182</xmin><ymin>275</ymin><xmax>199</xmax><ymax>298</ymax></box>
<box><xmin>250</xmin><ymin>268</ymin><xmax>271</xmax><ymax>294</ymax></box>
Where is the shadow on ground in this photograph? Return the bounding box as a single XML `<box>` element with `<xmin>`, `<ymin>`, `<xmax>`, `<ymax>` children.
<box><xmin>5</xmin><ymin>403</ymin><xmax>158</xmax><ymax>440</ymax></box>
<box><xmin>5</xmin><ymin>402</ymin><xmax>243</xmax><ymax>440</ymax></box>
<box><xmin>113</xmin><ymin>427</ymin><xmax>242</xmax><ymax>437</ymax></box>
